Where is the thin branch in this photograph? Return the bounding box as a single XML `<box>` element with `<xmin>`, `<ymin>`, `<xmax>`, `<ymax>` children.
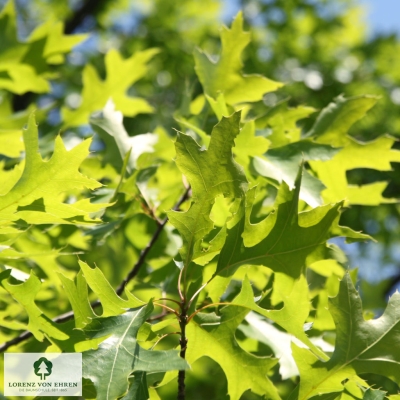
<box><xmin>0</xmin><ymin>299</ymin><xmax>99</xmax><ymax>353</ymax></box>
<box><xmin>177</xmin><ymin>303</ymin><xmax>188</xmax><ymax>400</ymax></box>
<box><xmin>0</xmin><ymin>187</ymin><xmax>190</xmax><ymax>353</ymax></box>
<box><xmin>115</xmin><ymin>186</ymin><xmax>190</xmax><ymax>296</ymax></box>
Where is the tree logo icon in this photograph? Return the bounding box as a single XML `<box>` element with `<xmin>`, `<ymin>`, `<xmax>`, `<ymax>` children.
<box><xmin>33</xmin><ymin>357</ymin><xmax>53</xmax><ymax>380</ymax></box>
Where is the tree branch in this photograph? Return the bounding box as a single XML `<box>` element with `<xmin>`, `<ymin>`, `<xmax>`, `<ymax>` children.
<box><xmin>0</xmin><ymin>186</ymin><xmax>190</xmax><ymax>353</ymax></box>
<box><xmin>177</xmin><ymin>302</ymin><xmax>188</xmax><ymax>400</ymax></box>
<box><xmin>115</xmin><ymin>186</ymin><xmax>190</xmax><ymax>296</ymax></box>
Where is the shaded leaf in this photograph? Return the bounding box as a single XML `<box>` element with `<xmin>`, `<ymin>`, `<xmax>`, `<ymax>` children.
<box><xmin>214</xmin><ymin>168</ymin><xmax>343</xmax><ymax>285</ymax></box>
<box><xmin>82</xmin><ymin>303</ymin><xmax>189</xmax><ymax>400</ymax></box>
<box><xmin>363</xmin><ymin>389</ymin><xmax>386</xmax><ymax>400</ymax></box>
<box><xmin>91</xmin><ymin>100</ymin><xmax>158</xmax><ymax>172</ymax></box>
<box><xmin>253</xmin><ymin>140</ymin><xmax>339</xmax><ymax>207</ymax></box>
<box><xmin>120</xmin><ymin>372</ymin><xmax>149</xmax><ymax>400</ymax></box>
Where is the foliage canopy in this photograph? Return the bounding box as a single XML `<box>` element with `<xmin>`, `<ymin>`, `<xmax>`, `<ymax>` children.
<box><xmin>0</xmin><ymin>1</ymin><xmax>400</xmax><ymax>400</ymax></box>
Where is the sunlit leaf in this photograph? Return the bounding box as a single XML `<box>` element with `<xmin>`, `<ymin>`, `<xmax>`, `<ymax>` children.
<box><xmin>294</xmin><ymin>274</ymin><xmax>400</xmax><ymax>400</ymax></box>
<box><xmin>194</xmin><ymin>12</ymin><xmax>282</xmax><ymax>105</ymax></box>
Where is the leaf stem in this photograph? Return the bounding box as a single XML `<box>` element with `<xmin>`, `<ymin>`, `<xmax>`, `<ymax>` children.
<box><xmin>187</xmin><ymin>302</ymin><xmax>230</xmax><ymax>323</ymax></box>
<box><xmin>155</xmin><ymin>297</ymin><xmax>182</xmax><ymax>305</ymax></box>
<box><xmin>153</xmin><ymin>303</ymin><xmax>179</xmax><ymax>316</ymax></box>
<box><xmin>177</xmin><ymin>267</ymin><xmax>185</xmax><ymax>302</ymax></box>
<box><xmin>151</xmin><ymin>332</ymin><xmax>180</xmax><ymax>350</ymax></box>
<box><xmin>187</xmin><ymin>283</ymin><xmax>208</xmax><ymax>309</ymax></box>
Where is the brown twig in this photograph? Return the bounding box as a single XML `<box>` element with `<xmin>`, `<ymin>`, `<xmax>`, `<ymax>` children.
<box><xmin>115</xmin><ymin>186</ymin><xmax>190</xmax><ymax>296</ymax></box>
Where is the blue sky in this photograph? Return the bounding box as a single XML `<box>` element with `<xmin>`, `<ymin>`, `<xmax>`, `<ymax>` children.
<box><xmin>360</xmin><ymin>0</ymin><xmax>400</xmax><ymax>37</ymax></box>
<box><xmin>222</xmin><ymin>0</ymin><xmax>400</xmax><ymax>38</ymax></box>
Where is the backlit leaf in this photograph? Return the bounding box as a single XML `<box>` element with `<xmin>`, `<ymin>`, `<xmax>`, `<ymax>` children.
<box><xmin>168</xmin><ymin>111</ymin><xmax>247</xmax><ymax>266</ymax></box>
<box><xmin>194</xmin><ymin>12</ymin><xmax>282</xmax><ymax>105</ymax></box>
<box><xmin>0</xmin><ymin>270</ymin><xmax>68</xmax><ymax>342</ymax></box>
<box><xmin>62</xmin><ymin>48</ymin><xmax>158</xmax><ymax>127</ymax></box>
<box><xmin>294</xmin><ymin>274</ymin><xmax>400</xmax><ymax>400</ymax></box>
<box><xmin>0</xmin><ymin>113</ymin><xmax>108</xmax><ymax>228</ymax></box>
<box><xmin>185</xmin><ymin>305</ymin><xmax>280</xmax><ymax>400</ymax></box>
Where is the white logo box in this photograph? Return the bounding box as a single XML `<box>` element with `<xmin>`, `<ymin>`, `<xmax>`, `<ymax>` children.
<box><xmin>4</xmin><ymin>353</ymin><xmax>82</xmax><ymax>397</ymax></box>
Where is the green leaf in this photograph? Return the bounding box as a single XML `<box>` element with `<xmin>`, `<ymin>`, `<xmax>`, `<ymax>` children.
<box><xmin>310</xmin><ymin>136</ymin><xmax>400</xmax><ymax>205</ymax></box>
<box><xmin>0</xmin><ymin>63</ymin><xmax>50</xmax><ymax>94</ymax></box>
<box><xmin>90</xmin><ymin>100</ymin><xmax>158</xmax><ymax>172</ymax></box>
<box><xmin>78</xmin><ymin>260</ymin><xmax>144</xmax><ymax>317</ymax></box>
<box><xmin>0</xmin><ymin>0</ymin><xmax>27</xmax><ymax>63</ymax></box>
<box><xmin>0</xmin><ymin>113</ymin><xmax>108</xmax><ymax>228</ymax></box>
<box><xmin>205</xmin><ymin>93</ymin><xmax>230</xmax><ymax>120</ymax></box>
<box><xmin>62</xmin><ymin>48</ymin><xmax>158</xmax><ymax>127</ymax></box>
<box><xmin>58</xmin><ymin>271</ymin><xmax>96</xmax><ymax>329</ymax></box>
<box><xmin>0</xmin><ymin>1</ymin><xmax>85</xmax><ymax>93</ymax></box>
<box><xmin>174</xmin><ymin>111</ymin><xmax>247</xmax><ymax>200</ymax></box>
<box><xmin>239</xmin><ymin>311</ymin><xmax>300</xmax><ymax>379</ymax></box>
<box><xmin>214</xmin><ymin>168</ymin><xmax>343</xmax><ymax>286</ymax></box>
<box><xmin>256</xmin><ymin>102</ymin><xmax>316</xmax><ymax>148</ymax></box>
<box><xmin>185</xmin><ymin>305</ymin><xmax>280</xmax><ymax>400</ymax></box>
<box><xmin>306</xmin><ymin>95</ymin><xmax>378</xmax><ymax>147</ymax></box>
<box><xmin>0</xmin><ymin>128</ymin><xmax>23</xmax><ymax>157</ymax></box>
<box><xmin>82</xmin><ymin>303</ymin><xmax>189</xmax><ymax>400</ymax></box>
<box><xmin>0</xmin><ymin>270</ymin><xmax>69</xmax><ymax>342</ymax></box>
<box><xmin>194</xmin><ymin>12</ymin><xmax>282</xmax><ymax>104</ymax></box>
<box><xmin>120</xmin><ymin>372</ymin><xmax>149</xmax><ymax>400</ymax></box>
<box><xmin>232</xmin><ymin>120</ymin><xmax>270</xmax><ymax>171</ymax></box>
<box><xmin>168</xmin><ymin>111</ymin><xmax>247</xmax><ymax>265</ymax></box>
<box><xmin>26</xmin><ymin>20</ymin><xmax>86</xmax><ymax>64</ymax></box>
<box><xmin>0</xmin><ymin>164</ymin><xmax>22</xmax><ymax>199</ymax></box>
<box><xmin>253</xmin><ymin>140</ymin><xmax>339</xmax><ymax>207</ymax></box>
<box><xmin>294</xmin><ymin>274</ymin><xmax>400</xmax><ymax>400</ymax></box>
<box><xmin>232</xmin><ymin>275</ymin><xmax>328</xmax><ymax>360</ymax></box>
<box><xmin>363</xmin><ymin>389</ymin><xmax>387</xmax><ymax>400</ymax></box>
